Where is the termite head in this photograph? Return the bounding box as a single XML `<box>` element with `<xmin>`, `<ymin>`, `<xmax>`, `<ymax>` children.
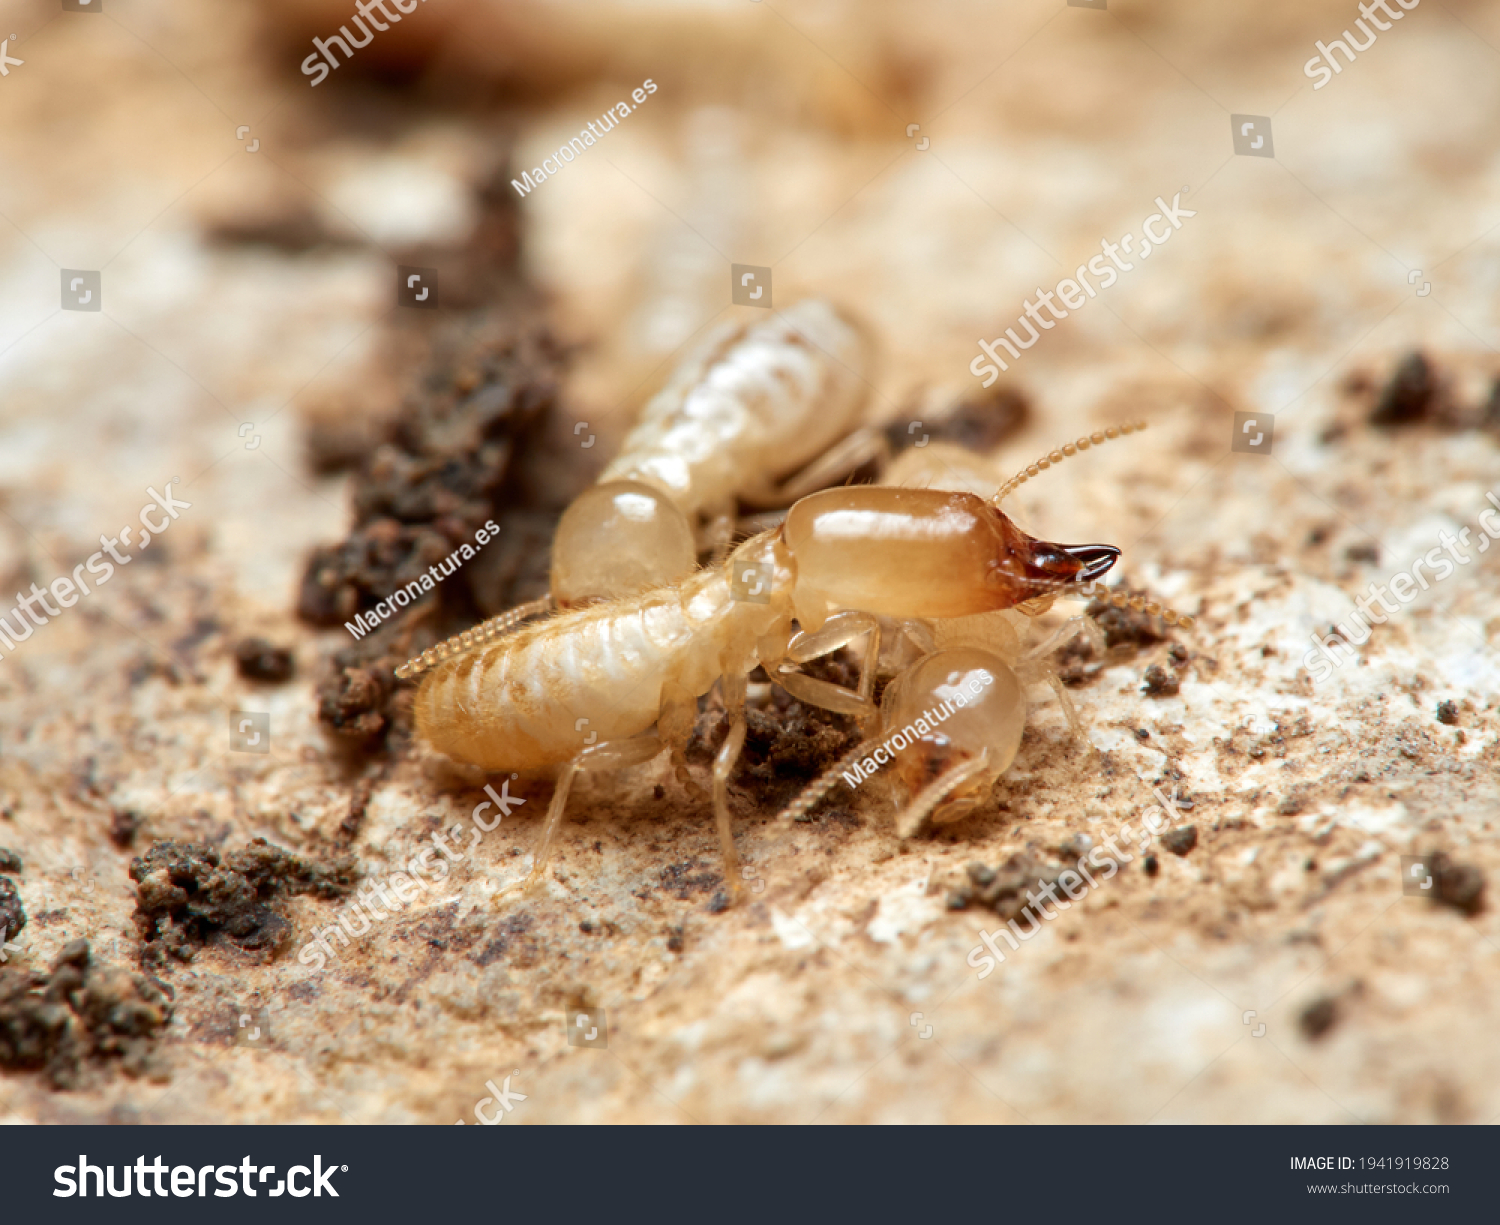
<box><xmin>880</xmin><ymin>649</ymin><xmax>1027</xmax><ymax>829</ymax></box>
<box><xmin>551</xmin><ymin>480</ymin><xmax>696</xmax><ymax>607</ymax></box>
<box><xmin>782</xmin><ymin>486</ymin><xmax>1117</xmax><ymax>624</ymax></box>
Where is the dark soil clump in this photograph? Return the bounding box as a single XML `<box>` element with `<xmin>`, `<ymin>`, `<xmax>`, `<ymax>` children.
<box><xmin>0</xmin><ymin>939</ymin><xmax>172</xmax><ymax>1089</ymax></box>
<box><xmin>130</xmin><ymin>839</ymin><xmax>358</xmax><ymax>967</ymax></box>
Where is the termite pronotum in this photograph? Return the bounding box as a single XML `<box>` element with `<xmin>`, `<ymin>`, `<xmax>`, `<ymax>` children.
<box><xmin>402</xmin><ymin>422</ymin><xmax>1190</xmax><ymax>905</ymax></box>
<box><xmin>397</xmin><ymin>299</ymin><xmax>874</xmax><ymax>679</ymax></box>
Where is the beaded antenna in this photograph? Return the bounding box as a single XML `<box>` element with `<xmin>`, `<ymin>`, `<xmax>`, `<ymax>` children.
<box><xmin>990</xmin><ymin>420</ymin><xmax>1194</xmax><ymax>630</ymax></box>
<box><xmin>395</xmin><ymin>595</ymin><xmax>553</xmax><ymax>680</ymax></box>
<box><xmin>992</xmin><ymin>420</ymin><xmax>1148</xmax><ymax>505</ymax></box>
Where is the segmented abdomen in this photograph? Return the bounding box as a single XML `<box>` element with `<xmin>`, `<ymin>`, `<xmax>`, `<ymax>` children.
<box><xmin>413</xmin><ymin>554</ymin><xmax>785</xmax><ymax>771</ymax></box>
<box><xmin>600</xmin><ymin>299</ymin><xmax>868</xmax><ymax>515</ymax></box>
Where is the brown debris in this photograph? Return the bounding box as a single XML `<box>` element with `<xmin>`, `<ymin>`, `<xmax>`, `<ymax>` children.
<box><xmin>1425</xmin><ymin>851</ymin><xmax>1485</xmax><ymax>917</ymax></box>
<box><xmin>234</xmin><ymin>637</ymin><xmax>296</xmax><ymax>683</ymax></box>
<box><xmin>301</xmin><ymin>322</ymin><xmax>570</xmax><ymax>748</ymax></box>
<box><xmin>1141</xmin><ymin>664</ymin><xmax>1181</xmax><ymax>697</ymax></box>
<box><xmin>317</xmin><ymin>647</ymin><xmax>402</xmax><ymax>746</ymax></box>
<box><xmin>1</xmin><ymin>876</ymin><xmax>25</xmax><ymax>944</ymax></box>
<box><xmin>0</xmin><ymin>939</ymin><xmax>172</xmax><ymax>1089</ymax></box>
<box><xmin>1370</xmin><ymin>351</ymin><xmax>1440</xmax><ymax>427</ymax></box>
<box><xmin>1300</xmin><ymin>994</ymin><xmax>1339</xmax><ymax>1040</ymax></box>
<box><xmin>947</xmin><ymin>855</ymin><xmax>1065</xmax><ymax>919</ymax></box>
<box><xmin>0</xmin><ymin>847</ymin><xmax>21</xmax><ymax>873</ymax></box>
<box><xmin>1161</xmin><ymin>825</ymin><xmax>1198</xmax><ymax>856</ymax></box>
<box><xmin>109</xmin><ymin>808</ymin><xmax>143</xmax><ymax>850</ymax></box>
<box><xmin>885</xmin><ymin>384</ymin><xmax>1030</xmax><ymax>455</ymax></box>
<box><xmin>129</xmin><ymin>839</ymin><xmax>358</xmax><ymax>967</ymax></box>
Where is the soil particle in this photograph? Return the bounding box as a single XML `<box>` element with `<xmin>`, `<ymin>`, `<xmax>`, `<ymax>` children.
<box><xmin>297</xmin><ymin>326</ymin><xmax>565</xmax><ymax>630</ymax></box>
<box><xmin>1345</xmin><ymin>541</ymin><xmax>1380</xmax><ymax>565</ymax></box>
<box><xmin>1142</xmin><ymin>854</ymin><xmax>1160</xmax><ymax>877</ymax></box>
<box><xmin>885</xmin><ymin>384</ymin><xmax>1030</xmax><ymax>455</ymax></box>
<box><xmin>1300</xmin><ymin>995</ymin><xmax>1339</xmax><ymax>1040</ymax></box>
<box><xmin>317</xmin><ymin>646</ymin><xmax>403</xmax><ymax>746</ymax></box>
<box><xmin>659</xmin><ymin>859</ymin><xmax>721</xmax><ymax>901</ymax></box>
<box><xmin>0</xmin><ymin>939</ymin><xmax>173</xmax><ymax>1089</ymax></box>
<box><xmin>109</xmin><ymin>808</ymin><xmax>143</xmax><ymax>849</ymax></box>
<box><xmin>1161</xmin><ymin>825</ymin><xmax>1199</xmax><ymax>856</ymax></box>
<box><xmin>0</xmin><ymin>847</ymin><xmax>22</xmax><ymax>873</ymax></box>
<box><xmin>1</xmin><ymin>875</ymin><xmax>25</xmax><ymax>942</ymax></box>
<box><xmin>1370</xmin><ymin>351</ymin><xmax>1439</xmax><ymax>427</ymax></box>
<box><xmin>1435</xmin><ymin>700</ymin><xmax>1459</xmax><ymax>726</ymax></box>
<box><xmin>234</xmin><ymin>637</ymin><xmax>296</xmax><ymax>683</ymax></box>
<box><xmin>691</xmin><ymin>681</ymin><xmax>862</xmax><ymax>817</ymax></box>
<box><xmin>1058</xmin><ymin>590</ymin><xmax>1174</xmax><ymax>684</ymax></box>
<box><xmin>947</xmin><ymin>855</ymin><xmax>1065</xmax><ymax>919</ymax></box>
<box><xmin>1092</xmin><ymin>592</ymin><xmax>1168</xmax><ymax>650</ymax></box>
<box><xmin>1141</xmin><ymin>664</ymin><xmax>1180</xmax><ymax>697</ymax></box>
<box><xmin>129</xmin><ymin>839</ymin><xmax>358</xmax><ymax>967</ymax></box>
<box><xmin>1425</xmin><ymin>852</ymin><xmax>1485</xmax><ymax>916</ymax></box>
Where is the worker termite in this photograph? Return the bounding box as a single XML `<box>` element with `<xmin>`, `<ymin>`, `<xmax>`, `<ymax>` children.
<box><xmin>396</xmin><ymin>298</ymin><xmax>875</xmax><ymax>679</ymax></box>
<box><xmin>402</xmin><ymin>420</ymin><xmax>1190</xmax><ymax>906</ymax></box>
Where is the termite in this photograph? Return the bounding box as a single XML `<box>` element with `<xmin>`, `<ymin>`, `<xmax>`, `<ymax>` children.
<box><xmin>774</xmin><ymin>430</ymin><xmax>1195</xmax><ymax>837</ymax></box>
<box><xmin>397</xmin><ymin>299</ymin><xmax>875</xmax><ymax>678</ymax></box>
<box><xmin>402</xmin><ymin>421</ymin><xmax>1189</xmax><ymax>905</ymax></box>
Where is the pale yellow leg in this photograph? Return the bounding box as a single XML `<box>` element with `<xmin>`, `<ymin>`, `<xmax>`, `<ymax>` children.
<box><xmin>493</xmin><ymin>734</ymin><xmax>662</xmax><ymax>904</ymax></box>
<box><xmin>774</xmin><ymin>612</ymin><xmax>882</xmax><ymax>730</ymax></box>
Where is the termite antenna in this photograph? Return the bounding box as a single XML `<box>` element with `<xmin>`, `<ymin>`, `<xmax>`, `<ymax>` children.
<box><xmin>395</xmin><ymin>595</ymin><xmax>554</xmax><ymax>680</ymax></box>
<box><xmin>994</xmin><ymin>562</ymin><xmax>1197</xmax><ymax>631</ymax></box>
<box><xmin>992</xmin><ymin>420</ymin><xmax>1149</xmax><ymax>505</ymax></box>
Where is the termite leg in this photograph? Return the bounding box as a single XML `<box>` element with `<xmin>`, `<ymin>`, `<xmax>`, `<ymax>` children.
<box><xmin>494</xmin><ymin>734</ymin><xmax>662</xmax><ymax>904</ymax></box>
<box><xmin>659</xmin><ymin>678</ymin><xmax>705</xmax><ymax>799</ymax></box>
<box><xmin>1015</xmin><ymin>614</ymin><xmax>1102</xmax><ymax>748</ymax></box>
<box><xmin>1043</xmin><ymin>672</ymin><xmax>1090</xmax><ymax>746</ymax></box>
<box><xmin>1022</xmin><ymin>613</ymin><xmax>1107</xmax><ymax>662</ymax></box>
<box><xmin>775</xmin><ymin>612</ymin><xmax>882</xmax><ymax>730</ymax></box>
<box><xmin>713</xmin><ymin>668</ymin><xmax>750</xmax><ymax>902</ymax></box>
<box><xmin>744</xmin><ymin>426</ymin><xmax>892</xmax><ymax>508</ymax></box>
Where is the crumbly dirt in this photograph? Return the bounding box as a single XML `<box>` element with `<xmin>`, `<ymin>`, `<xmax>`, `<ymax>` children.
<box><xmin>3</xmin><ymin>0</ymin><xmax>1500</xmax><ymax>1126</ymax></box>
<box><xmin>0</xmin><ymin>940</ymin><xmax>173</xmax><ymax>1090</ymax></box>
<box><xmin>130</xmin><ymin>840</ymin><xmax>358</xmax><ymax>968</ymax></box>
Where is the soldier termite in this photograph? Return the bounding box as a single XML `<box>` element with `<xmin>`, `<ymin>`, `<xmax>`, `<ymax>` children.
<box><xmin>772</xmin><ymin>425</ymin><xmax>1195</xmax><ymax>840</ymax></box>
<box><xmin>402</xmin><ymin>421</ymin><xmax>1191</xmax><ymax>906</ymax></box>
<box><xmin>397</xmin><ymin>299</ymin><xmax>876</xmax><ymax>679</ymax></box>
